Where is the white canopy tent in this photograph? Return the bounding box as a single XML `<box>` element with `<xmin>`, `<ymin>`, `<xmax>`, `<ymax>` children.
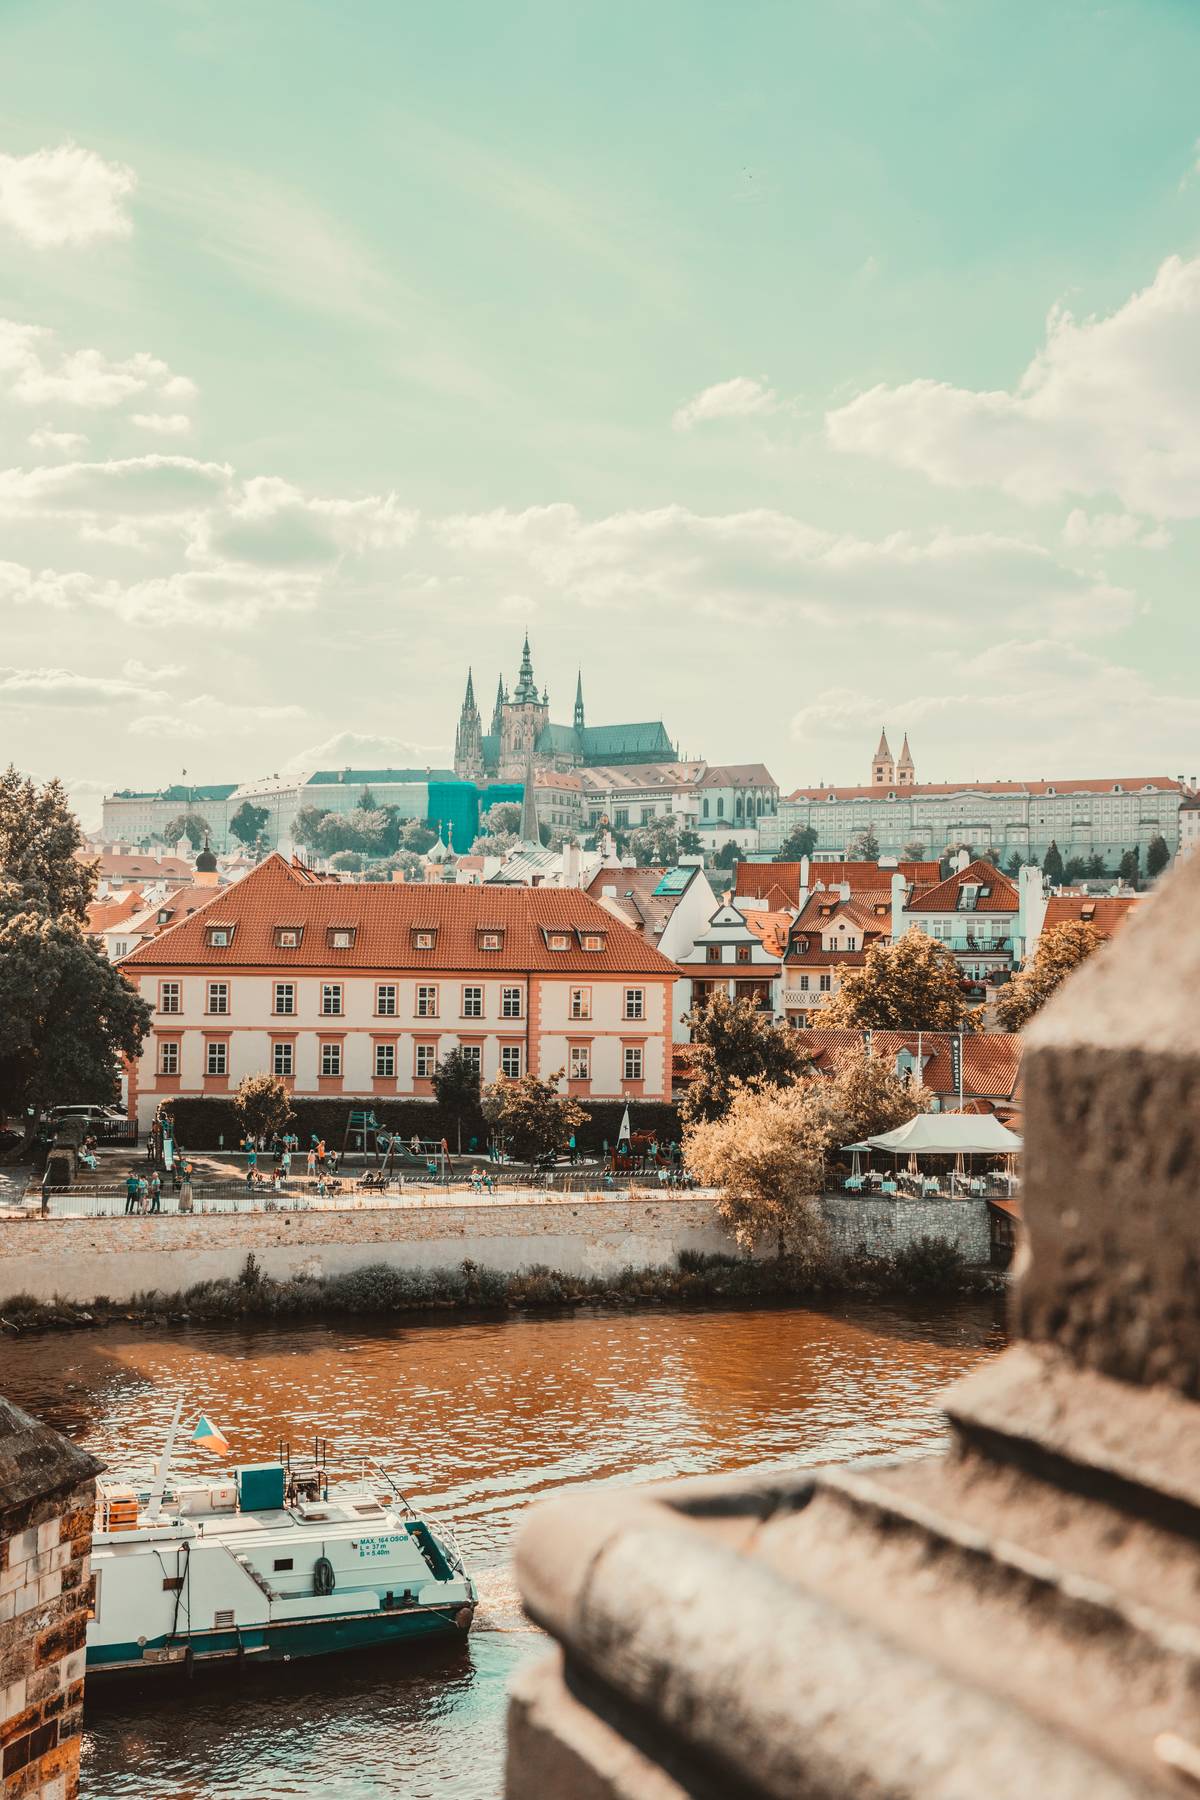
<box><xmin>845</xmin><ymin>1115</ymin><xmax>1023</xmax><ymax>1157</ymax></box>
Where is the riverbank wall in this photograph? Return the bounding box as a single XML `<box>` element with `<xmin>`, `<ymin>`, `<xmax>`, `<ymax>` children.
<box><xmin>0</xmin><ymin>1192</ymin><xmax>992</xmax><ymax>1306</ymax></box>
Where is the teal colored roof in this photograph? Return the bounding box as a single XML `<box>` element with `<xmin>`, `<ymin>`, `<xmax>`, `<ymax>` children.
<box><xmin>581</xmin><ymin>722</ymin><xmax>674</xmax><ymax>759</ymax></box>
<box><xmin>652</xmin><ymin>867</ymin><xmax>697</xmax><ymax>897</ymax></box>
<box><xmin>535</xmin><ymin>722</ymin><xmax>582</xmax><ymax>755</ymax></box>
<box><xmin>111</xmin><ymin>784</ymin><xmax>238</xmax><ymax>801</ymax></box>
<box><xmin>306</xmin><ymin>768</ymin><xmax>454</xmax><ymax>786</ymax></box>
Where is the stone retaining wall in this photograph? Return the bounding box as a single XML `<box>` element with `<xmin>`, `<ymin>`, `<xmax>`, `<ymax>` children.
<box><xmin>0</xmin><ymin>1192</ymin><xmax>993</xmax><ymax>1306</ymax></box>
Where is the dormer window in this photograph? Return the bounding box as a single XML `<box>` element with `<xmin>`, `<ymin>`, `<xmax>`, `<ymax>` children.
<box><xmin>206</xmin><ymin>923</ymin><xmax>234</xmax><ymax>947</ymax></box>
<box><xmin>546</xmin><ymin>932</ymin><xmax>570</xmax><ymax>950</ymax></box>
<box><xmin>580</xmin><ymin>931</ymin><xmax>606</xmax><ymax>951</ymax></box>
<box><xmin>477</xmin><ymin>929</ymin><xmax>504</xmax><ymax>951</ymax></box>
<box><xmin>157</xmin><ymin>909</ymin><xmax>171</xmax><ymax>925</ymax></box>
<box><xmin>327</xmin><ymin>927</ymin><xmax>357</xmax><ymax>950</ymax></box>
<box><xmin>274</xmin><ymin>926</ymin><xmax>303</xmax><ymax>949</ymax></box>
<box><xmin>411</xmin><ymin>928</ymin><xmax>437</xmax><ymax>951</ymax></box>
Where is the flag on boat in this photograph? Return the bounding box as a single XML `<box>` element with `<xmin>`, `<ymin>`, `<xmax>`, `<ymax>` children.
<box><xmin>192</xmin><ymin>1414</ymin><xmax>230</xmax><ymax>1456</ymax></box>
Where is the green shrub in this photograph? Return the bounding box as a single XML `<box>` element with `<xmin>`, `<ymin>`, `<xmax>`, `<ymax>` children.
<box><xmin>892</xmin><ymin>1235</ymin><xmax>967</xmax><ymax>1294</ymax></box>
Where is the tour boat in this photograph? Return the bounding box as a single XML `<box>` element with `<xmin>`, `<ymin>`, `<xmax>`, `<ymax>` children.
<box><xmin>86</xmin><ymin>1411</ymin><xmax>476</xmax><ymax>1675</ymax></box>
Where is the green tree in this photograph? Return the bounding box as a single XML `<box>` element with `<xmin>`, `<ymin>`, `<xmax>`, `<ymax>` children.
<box><xmin>627</xmin><ymin>816</ymin><xmax>684</xmax><ymax>866</ymax></box>
<box><xmin>1146</xmin><ymin>834</ymin><xmax>1170</xmax><ymax>878</ymax></box>
<box><xmin>432</xmin><ymin>1047</ymin><xmax>483</xmax><ymax>1151</ymax></box>
<box><xmin>680</xmin><ymin>990</ymin><xmax>808</xmax><ymax>1124</ymax></box>
<box><xmin>712</xmin><ymin>838</ymin><xmax>742</xmax><ymax>871</ymax></box>
<box><xmin>679</xmin><ymin>827</ymin><xmax>702</xmax><ymax>855</ymax></box>
<box><xmin>1042</xmin><ymin>840</ymin><xmax>1064</xmax><ymax>887</ymax></box>
<box><xmin>1085</xmin><ymin>853</ymin><xmax>1107</xmax><ymax>879</ymax></box>
<box><xmin>1063</xmin><ymin>856</ymin><xmax>1087</xmax><ymax>884</ymax></box>
<box><xmin>293</xmin><ymin>805</ymin><xmax>329</xmax><ymax>849</ymax></box>
<box><xmin>399</xmin><ymin>819</ymin><xmax>439</xmax><ymax>854</ymax></box>
<box><xmin>163</xmin><ymin>812</ymin><xmax>211</xmax><ymax>850</ymax></box>
<box><xmin>471</xmin><ymin>830</ymin><xmax>521</xmax><ymax>856</ymax></box>
<box><xmin>481</xmin><ymin>1068</ymin><xmax>589</xmax><ymax>1161</ymax></box>
<box><xmin>995</xmin><ymin>921</ymin><xmax>1105</xmax><ymax>1031</ymax></box>
<box><xmin>1117</xmin><ymin>848</ymin><xmax>1140</xmax><ymax>886</ymax></box>
<box><xmin>479</xmin><ymin>801</ymin><xmax>522</xmax><ymax>837</ymax></box>
<box><xmin>821</xmin><ymin>930</ymin><xmax>968</xmax><ymax>1031</ymax></box>
<box><xmin>329</xmin><ymin>850</ymin><xmax>364</xmax><ymax>871</ymax></box>
<box><xmin>847</xmin><ymin>825</ymin><xmax>881</xmax><ymax>861</ymax></box>
<box><xmin>775</xmin><ymin>824</ymin><xmax>818</xmax><ymax>862</ymax></box>
<box><xmin>0</xmin><ymin>772</ymin><xmax>150</xmax><ymax>1117</ymax></box>
<box><xmin>229</xmin><ymin>801</ymin><xmax>269</xmax><ymax>847</ymax></box>
<box><xmin>233</xmin><ymin>1072</ymin><xmax>294</xmax><ymax>1142</ymax></box>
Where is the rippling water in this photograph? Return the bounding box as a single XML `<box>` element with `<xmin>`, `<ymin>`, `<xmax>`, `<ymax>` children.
<box><xmin>2</xmin><ymin>1299</ymin><xmax>1005</xmax><ymax>1798</ymax></box>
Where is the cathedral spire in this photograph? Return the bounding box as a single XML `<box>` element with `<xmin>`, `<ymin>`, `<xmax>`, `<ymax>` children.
<box><xmin>454</xmin><ymin>667</ymin><xmax>484</xmax><ymax>779</ymax></box>
<box><xmin>490</xmin><ymin>674</ymin><xmax>506</xmax><ymax>736</ymax></box>
<box><xmin>574</xmin><ymin>670</ymin><xmax>585</xmax><ymax>733</ymax></box>
<box><xmin>512</xmin><ymin>633</ymin><xmax>541</xmax><ymax>706</ymax></box>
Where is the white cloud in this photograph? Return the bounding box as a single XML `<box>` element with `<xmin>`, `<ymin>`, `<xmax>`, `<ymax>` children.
<box><xmin>128</xmin><ymin>694</ymin><xmax>305</xmax><ymax>738</ymax></box>
<box><xmin>826</xmin><ymin>254</ymin><xmax>1200</xmax><ymax>519</ymax></box>
<box><xmin>0</xmin><ymin>319</ymin><xmax>196</xmax><ymax>411</ymax></box>
<box><xmin>0</xmin><ymin>454</ymin><xmax>230</xmax><ymax>519</ymax></box>
<box><xmin>792</xmin><ymin>640</ymin><xmax>1200</xmax><ymax>772</ymax></box>
<box><xmin>130</xmin><ymin>412</ymin><xmax>192</xmax><ymax>435</ymax></box>
<box><xmin>28</xmin><ymin>425</ymin><xmax>88</xmax><ymax>453</ymax></box>
<box><xmin>284</xmin><ymin>730</ymin><xmax>451</xmax><ymax>770</ymax></box>
<box><xmin>122</xmin><ymin>657</ymin><xmax>181</xmax><ymax>683</ymax></box>
<box><xmin>0</xmin><ymin>555</ymin><xmax>316</xmax><ymax>627</ymax></box>
<box><xmin>1061</xmin><ymin>509</ymin><xmax>1170</xmax><ymax>550</ymax></box>
<box><xmin>196</xmin><ymin>475</ymin><xmax>418</xmax><ymax>566</ymax></box>
<box><xmin>673</xmin><ymin>376</ymin><xmax>780</xmax><ymax>431</ymax></box>
<box><xmin>0</xmin><ymin>664</ymin><xmax>162</xmax><ymax>705</ymax></box>
<box><xmin>0</xmin><ymin>142</ymin><xmax>135</xmax><ymax>249</ymax></box>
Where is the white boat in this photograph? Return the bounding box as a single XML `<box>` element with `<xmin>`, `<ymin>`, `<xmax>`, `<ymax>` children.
<box><xmin>86</xmin><ymin>1419</ymin><xmax>476</xmax><ymax>1676</ymax></box>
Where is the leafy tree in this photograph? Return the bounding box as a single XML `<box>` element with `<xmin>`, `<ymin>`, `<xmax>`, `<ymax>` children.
<box><xmin>233</xmin><ymin>1072</ymin><xmax>294</xmax><ymax>1142</ymax></box>
<box><xmin>712</xmin><ymin>839</ymin><xmax>742</xmax><ymax>871</ymax></box>
<box><xmin>399</xmin><ymin>819</ymin><xmax>439</xmax><ymax>854</ymax></box>
<box><xmin>901</xmin><ymin>839</ymin><xmax>928</xmax><ymax>861</ymax></box>
<box><xmin>163</xmin><ymin>812</ymin><xmax>211</xmax><ymax>850</ymax></box>
<box><xmin>480</xmin><ymin>801</ymin><xmax>522</xmax><ymax>836</ymax></box>
<box><xmin>293</xmin><ymin>805</ymin><xmax>330</xmax><ymax>849</ymax></box>
<box><xmin>775</xmin><ymin>825</ymin><xmax>818</xmax><ymax>862</ymax></box>
<box><xmin>684</xmin><ymin>1047</ymin><xmax>928</xmax><ymax>1257</ymax></box>
<box><xmin>678</xmin><ymin>827</ymin><xmax>702</xmax><ymax>855</ymax></box>
<box><xmin>1042</xmin><ymin>840</ymin><xmax>1064</xmax><ymax>887</ymax></box>
<box><xmin>432</xmin><ymin>1047</ymin><xmax>482</xmax><ymax>1151</ymax></box>
<box><xmin>1085</xmin><ymin>854</ymin><xmax>1107</xmax><ymax>879</ymax></box>
<box><xmin>329</xmin><ymin>850</ymin><xmax>364</xmax><ymax>871</ymax></box>
<box><xmin>821</xmin><ymin>931</ymin><xmax>968</xmax><ymax>1031</ymax></box>
<box><xmin>471</xmin><ymin>830</ymin><xmax>521</xmax><ymax>857</ymax></box>
<box><xmin>680</xmin><ymin>990</ymin><xmax>808</xmax><ymax>1124</ymax></box>
<box><xmin>1004</xmin><ymin>852</ymin><xmax>1023</xmax><ymax>877</ymax></box>
<box><xmin>0</xmin><ymin>766</ymin><xmax>93</xmax><ymax>921</ymax></box>
<box><xmin>481</xmin><ymin>1068</ymin><xmax>589</xmax><ymax>1161</ymax></box>
<box><xmin>1146</xmin><ymin>834</ymin><xmax>1170</xmax><ymax>878</ymax></box>
<box><xmin>229</xmin><ymin>801</ymin><xmax>269</xmax><ymax>847</ymax></box>
<box><xmin>995</xmin><ymin>921</ymin><xmax>1105</xmax><ymax>1030</ymax></box>
<box><xmin>358</xmin><ymin>787</ymin><xmax>378</xmax><ymax>811</ymax></box>
<box><xmin>627</xmin><ymin>816</ymin><xmax>685</xmax><ymax>866</ymax></box>
<box><xmin>1063</xmin><ymin>856</ymin><xmax>1087</xmax><ymax>884</ymax></box>
<box><xmin>847</xmin><ymin>825</ymin><xmax>881</xmax><ymax>861</ymax></box>
<box><xmin>0</xmin><ymin>773</ymin><xmax>151</xmax><ymax>1116</ymax></box>
<box><xmin>1117</xmin><ymin>848</ymin><xmax>1140</xmax><ymax>886</ymax></box>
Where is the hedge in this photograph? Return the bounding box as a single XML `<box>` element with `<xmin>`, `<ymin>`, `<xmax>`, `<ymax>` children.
<box><xmin>163</xmin><ymin>1094</ymin><xmax>682</xmax><ymax>1154</ymax></box>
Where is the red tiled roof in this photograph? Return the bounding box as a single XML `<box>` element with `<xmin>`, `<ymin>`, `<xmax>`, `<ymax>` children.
<box><xmin>737</xmin><ymin>860</ymin><xmax>937</xmax><ymax>905</ymax></box>
<box><xmin>904</xmin><ymin>859</ymin><xmax>1018</xmax><ymax>915</ymax></box>
<box><xmin>788</xmin><ymin>777</ymin><xmax>1181</xmax><ymax>801</ymax></box>
<box><xmin>742</xmin><ymin>910</ymin><xmax>792</xmax><ymax>958</ymax></box>
<box><xmin>789</xmin><ymin>1027</ymin><xmax>1022</xmax><ymax>1102</ymax></box>
<box><xmin>86</xmin><ymin>890</ymin><xmax>146</xmax><ymax>933</ymax></box>
<box><xmin>77</xmin><ymin>850</ymin><xmax>195</xmax><ymax>880</ymax></box>
<box><xmin>123</xmin><ymin>853</ymin><xmax>678</xmax><ymax>975</ymax></box>
<box><xmin>792</xmin><ymin>892</ymin><xmax>889</xmax><ymax>933</ymax></box>
<box><xmin>1042</xmin><ymin>895</ymin><xmax>1141</xmax><ymax>936</ymax></box>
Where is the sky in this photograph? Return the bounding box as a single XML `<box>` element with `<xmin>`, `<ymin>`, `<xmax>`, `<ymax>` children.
<box><xmin>2</xmin><ymin>0</ymin><xmax>1200</xmax><ymax>828</ymax></box>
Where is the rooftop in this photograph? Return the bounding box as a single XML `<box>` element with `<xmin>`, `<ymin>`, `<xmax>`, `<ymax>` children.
<box><xmin>789</xmin><ymin>776</ymin><xmax>1182</xmax><ymax>801</ymax></box>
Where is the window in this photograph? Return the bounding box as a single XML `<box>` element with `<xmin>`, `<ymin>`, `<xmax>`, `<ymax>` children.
<box><xmin>113</xmin><ymin>940</ymin><xmax>129</xmax><ymax>958</ymax></box>
<box><xmin>460</xmin><ymin>1044</ymin><xmax>482</xmax><ymax>1073</ymax></box>
<box><xmin>501</xmin><ymin>1045</ymin><xmax>522</xmax><ymax>1078</ymax></box>
<box><xmin>735</xmin><ymin>945</ymin><xmax>751</xmax><ymax>964</ymax></box>
<box><xmin>706</xmin><ymin>945</ymin><xmax>722</xmax><ymax>964</ymax></box>
<box><xmin>717</xmin><ymin>797</ymin><xmax>724</xmax><ymax>817</ymax></box>
<box><xmin>272</xmin><ymin>1041</ymin><xmax>294</xmax><ymax>1077</ymax></box>
<box><xmin>374</xmin><ymin>1042</ymin><xmax>395</xmax><ymax>1079</ymax></box>
<box><xmin>416</xmin><ymin>985</ymin><xmax>438</xmax><ymax>1017</ymax></box>
<box><xmin>479</xmin><ymin>930</ymin><xmax>502</xmax><ymax>951</ymax></box>
<box><xmin>570</xmin><ymin>1044</ymin><xmax>591</xmax><ymax>1080</ymax></box>
<box><xmin>274</xmin><ymin>983</ymin><xmax>294</xmax><ymax>1015</ymax></box>
<box><xmin>845</xmin><ymin>938</ymin><xmax>857</xmax><ymax>952</ymax></box>
<box><xmin>462</xmin><ymin>985</ymin><xmax>483</xmax><ymax>1017</ymax></box>
<box><xmin>206</xmin><ymin>1041</ymin><xmax>227</xmax><ymax>1077</ymax></box>
<box><xmin>501</xmin><ymin>986</ymin><xmax>522</xmax><ymax>1018</ymax></box>
<box><xmin>414</xmin><ymin>1043</ymin><xmax>436</xmax><ymax>1079</ymax></box>
<box><xmin>376</xmin><ymin>984</ymin><xmax>397</xmax><ymax>1016</ymax></box>
<box><xmin>581</xmin><ymin>933</ymin><xmax>605</xmax><ymax>951</ymax></box>
<box><xmin>159</xmin><ymin>981</ymin><xmax>180</xmax><ymax>1014</ymax></box>
<box><xmin>547</xmin><ymin>933</ymin><xmax>570</xmax><ymax>950</ymax></box>
<box><xmin>413</xmin><ymin>929</ymin><xmax>436</xmax><ymax>950</ymax></box>
<box><xmin>159</xmin><ymin>1041</ymin><xmax>179</xmax><ymax>1075</ymax></box>
<box><xmin>320</xmin><ymin>1042</ymin><xmax>342</xmax><ymax>1077</ymax></box>
<box><xmin>819</xmin><ymin>974</ymin><xmax>832</xmax><ymax>992</ymax></box>
<box><xmin>798</xmin><ymin>975</ymin><xmax>810</xmax><ymax>992</ymax></box>
<box><xmin>640</xmin><ymin>806</ymin><xmax>653</xmax><ymax>825</ymax></box>
<box><xmin>328</xmin><ymin>928</ymin><xmax>356</xmax><ymax>950</ymax></box>
<box><xmin>207</xmin><ymin>927</ymin><xmax>230</xmax><ymax>947</ymax></box>
<box><xmin>569</xmin><ymin>987</ymin><xmax>591</xmax><ymax>1020</ymax></box>
<box><xmin>207</xmin><ymin>982</ymin><xmax>228</xmax><ymax>1015</ymax></box>
<box><xmin>273</xmin><ymin>1558</ymin><xmax>294</xmax><ymax>1572</ymax></box>
<box><xmin>623</xmin><ymin>1046</ymin><xmax>644</xmax><ymax>1081</ymax></box>
<box><xmin>614</xmin><ymin>808</ymin><xmax>629</xmax><ymax>829</ymax></box>
<box><xmin>321</xmin><ymin>983</ymin><xmax>343</xmax><ymax>1016</ymax></box>
<box><xmin>275</xmin><ymin>928</ymin><xmax>301</xmax><ymax>949</ymax></box>
<box><xmin>702</xmin><ymin>798</ymin><xmax>710</xmax><ymax>818</ymax></box>
<box><xmin>623</xmin><ymin>988</ymin><xmax>644</xmax><ymax>1020</ymax></box>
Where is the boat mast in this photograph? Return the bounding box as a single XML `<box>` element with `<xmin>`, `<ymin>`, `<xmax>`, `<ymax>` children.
<box><xmin>145</xmin><ymin>1396</ymin><xmax>184</xmax><ymax>1522</ymax></box>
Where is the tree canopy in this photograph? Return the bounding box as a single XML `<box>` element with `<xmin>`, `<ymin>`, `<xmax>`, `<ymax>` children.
<box><xmin>775</xmin><ymin>825</ymin><xmax>818</xmax><ymax>862</ymax></box>
<box><xmin>481</xmin><ymin>1069</ymin><xmax>588</xmax><ymax>1161</ymax></box>
<box><xmin>1147</xmin><ymin>834</ymin><xmax>1170</xmax><ymax>878</ymax></box>
<box><xmin>627</xmin><ymin>815</ymin><xmax>687</xmax><ymax>866</ymax></box>
<box><xmin>1042</xmin><ymin>840</ymin><xmax>1064</xmax><ymax>887</ymax></box>
<box><xmin>994</xmin><ymin>921</ymin><xmax>1105</xmax><ymax>1030</ymax></box>
<box><xmin>0</xmin><ymin>770</ymin><xmax>150</xmax><ymax>1116</ymax></box>
<box><xmin>229</xmin><ymin>801</ymin><xmax>270</xmax><ymax>846</ymax></box>
<box><xmin>233</xmin><ymin>1072</ymin><xmax>294</xmax><ymax>1141</ymax></box>
<box><xmin>680</xmin><ymin>990</ymin><xmax>808</xmax><ymax>1124</ymax></box>
<box><xmin>164</xmin><ymin>813</ymin><xmax>211</xmax><ymax>850</ymax></box>
<box><xmin>1117</xmin><ymin>848</ymin><xmax>1140</xmax><ymax>886</ymax></box>
<box><xmin>432</xmin><ymin>1047</ymin><xmax>483</xmax><ymax>1151</ymax></box>
<box><xmin>847</xmin><ymin>825</ymin><xmax>881</xmax><ymax>861</ymax></box>
<box><xmin>820</xmin><ymin>930</ymin><xmax>969</xmax><ymax>1032</ymax></box>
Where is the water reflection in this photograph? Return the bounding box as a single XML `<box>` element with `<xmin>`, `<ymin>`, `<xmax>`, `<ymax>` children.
<box><xmin>1</xmin><ymin>1299</ymin><xmax>1004</xmax><ymax>1799</ymax></box>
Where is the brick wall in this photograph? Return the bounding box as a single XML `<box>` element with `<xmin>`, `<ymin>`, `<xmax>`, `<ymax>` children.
<box><xmin>819</xmin><ymin>1193</ymin><xmax>991</xmax><ymax>1264</ymax></box>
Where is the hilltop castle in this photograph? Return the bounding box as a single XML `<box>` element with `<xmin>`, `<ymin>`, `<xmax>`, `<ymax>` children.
<box><xmin>871</xmin><ymin>728</ymin><xmax>916</xmax><ymax>787</ymax></box>
<box><xmin>453</xmin><ymin>636</ymin><xmax>677</xmax><ymax>781</ymax></box>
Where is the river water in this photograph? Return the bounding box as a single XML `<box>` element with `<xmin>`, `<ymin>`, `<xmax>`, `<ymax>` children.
<box><xmin>2</xmin><ymin>1299</ymin><xmax>1005</xmax><ymax>1799</ymax></box>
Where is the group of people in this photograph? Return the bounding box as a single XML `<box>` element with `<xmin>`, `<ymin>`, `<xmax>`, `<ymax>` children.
<box><xmin>124</xmin><ymin>1161</ymin><xmax>196</xmax><ymax>1214</ymax></box>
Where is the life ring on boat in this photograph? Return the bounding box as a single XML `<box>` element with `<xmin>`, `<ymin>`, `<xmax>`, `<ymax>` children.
<box><xmin>313</xmin><ymin>1555</ymin><xmax>336</xmax><ymax>1597</ymax></box>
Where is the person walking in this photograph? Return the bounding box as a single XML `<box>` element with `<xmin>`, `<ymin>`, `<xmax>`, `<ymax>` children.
<box><xmin>306</xmin><ymin>1146</ymin><xmax>317</xmax><ymax>1177</ymax></box>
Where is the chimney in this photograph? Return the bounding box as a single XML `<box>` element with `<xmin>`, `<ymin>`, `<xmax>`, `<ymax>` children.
<box><xmin>956</xmin><ymin>848</ymin><xmax>970</xmax><ymax>873</ymax></box>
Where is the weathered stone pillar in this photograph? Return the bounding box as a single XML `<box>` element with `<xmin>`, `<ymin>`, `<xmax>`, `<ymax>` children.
<box><xmin>1</xmin><ymin>1401</ymin><xmax>101</xmax><ymax>1800</ymax></box>
<box><xmin>506</xmin><ymin>852</ymin><xmax>1200</xmax><ymax>1797</ymax></box>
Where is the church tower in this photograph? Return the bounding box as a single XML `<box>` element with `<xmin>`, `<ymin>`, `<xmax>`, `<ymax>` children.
<box><xmin>896</xmin><ymin>733</ymin><xmax>916</xmax><ymax>787</ymax></box>
<box><xmin>454</xmin><ymin>668</ymin><xmax>484</xmax><ymax>779</ymax></box>
<box><xmin>573</xmin><ymin>671</ymin><xmax>585</xmax><ymax>734</ymax></box>
<box><xmin>871</xmin><ymin>728</ymin><xmax>895</xmax><ymax>787</ymax></box>
<box><xmin>490</xmin><ymin>675</ymin><xmax>507</xmax><ymax>738</ymax></box>
<box><xmin>500</xmin><ymin>635</ymin><xmax>550</xmax><ymax>777</ymax></box>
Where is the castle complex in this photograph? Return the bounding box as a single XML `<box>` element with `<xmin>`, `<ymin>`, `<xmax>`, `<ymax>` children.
<box><xmin>453</xmin><ymin>637</ymin><xmax>676</xmax><ymax>781</ymax></box>
<box><xmin>871</xmin><ymin>727</ymin><xmax>916</xmax><ymax>786</ymax></box>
